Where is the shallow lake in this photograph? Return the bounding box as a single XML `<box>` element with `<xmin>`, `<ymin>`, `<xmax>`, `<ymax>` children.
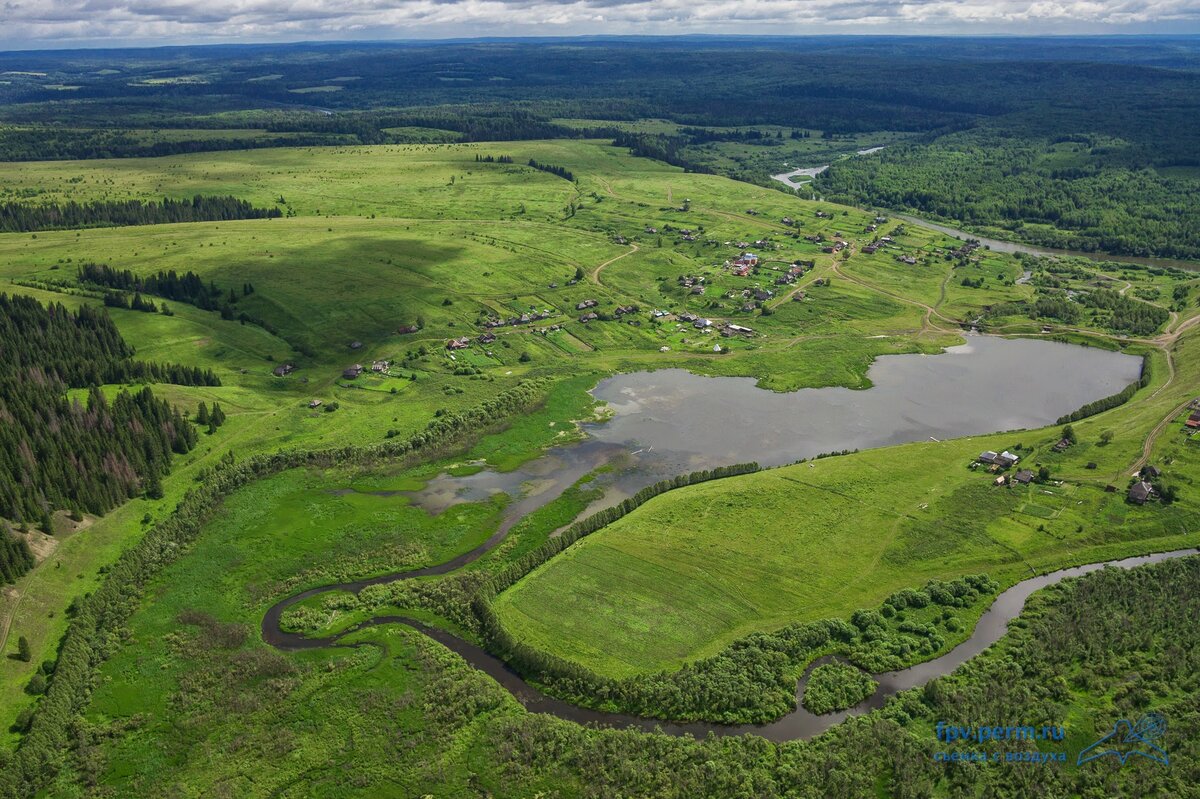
<box><xmin>400</xmin><ymin>335</ymin><xmax>1142</xmax><ymax>523</ymax></box>
<box><xmin>587</xmin><ymin>335</ymin><xmax>1142</xmax><ymax>468</ymax></box>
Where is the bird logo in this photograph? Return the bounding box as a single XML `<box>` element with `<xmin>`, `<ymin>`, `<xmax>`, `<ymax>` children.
<box><xmin>1077</xmin><ymin>712</ymin><xmax>1169</xmax><ymax>767</ymax></box>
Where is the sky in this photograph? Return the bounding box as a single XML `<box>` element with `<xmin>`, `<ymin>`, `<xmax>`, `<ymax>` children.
<box><xmin>2</xmin><ymin>0</ymin><xmax>1200</xmax><ymax>49</ymax></box>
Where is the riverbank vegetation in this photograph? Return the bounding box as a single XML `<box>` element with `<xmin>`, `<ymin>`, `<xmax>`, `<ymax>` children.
<box><xmin>801</xmin><ymin>662</ymin><xmax>877</xmax><ymax>715</ymax></box>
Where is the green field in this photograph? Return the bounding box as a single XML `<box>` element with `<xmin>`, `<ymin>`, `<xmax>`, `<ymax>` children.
<box><xmin>2</xmin><ymin>135</ymin><xmax>1199</xmax><ymax>797</ymax></box>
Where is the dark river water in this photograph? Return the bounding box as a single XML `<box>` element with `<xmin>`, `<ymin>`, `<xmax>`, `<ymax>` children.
<box><xmin>261</xmin><ymin>334</ymin><xmax>1158</xmax><ymax>741</ymax></box>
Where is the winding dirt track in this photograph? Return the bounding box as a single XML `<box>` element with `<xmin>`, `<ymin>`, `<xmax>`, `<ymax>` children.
<box><xmin>590</xmin><ymin>243</ymin><xmax>639</xmax><ymax>286</ymax></box>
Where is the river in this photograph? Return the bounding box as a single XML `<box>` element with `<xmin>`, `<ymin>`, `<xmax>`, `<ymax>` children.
<box><xmin>266</xmin><ymin>549</ymin><xmax>1197</xmax><ymax>742</ymax></box>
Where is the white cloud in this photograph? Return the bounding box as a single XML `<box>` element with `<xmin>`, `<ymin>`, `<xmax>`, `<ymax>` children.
<box><xmin>1</xmin><ymin>0</ymin><xmax>1198</xmax><ymax>47</ymax></box>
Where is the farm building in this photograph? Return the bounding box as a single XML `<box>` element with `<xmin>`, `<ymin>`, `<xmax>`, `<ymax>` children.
<box><xmin>978</xmin><ymin>450</ymin><xmax>1020</xmax><ymax>468</ymax></box>
<box><xmin>1128</xmin><ymin>481</ymin><xmax>1154</xmax><ymax>505</ymax></box>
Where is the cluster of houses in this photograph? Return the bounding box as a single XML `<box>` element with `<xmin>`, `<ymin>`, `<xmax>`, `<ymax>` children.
<box><xmin>822</xmin><ymin>240</ymin><xmax>849</xmax><ymax>254</ymax></box>
<box><xmin>446</xmin><ymin>337</ymin><xmax>471</xmax><ymax>350</ymax></box>
<box><xmin>977</xmin><ymin>450</ymin><xmax>1021</xmax><ymax>470</ymax></box>
<box><xmin>949</xmin><ymin>241</ymin><xmax>982</xmax><ymax>259</ymax></box>
<box><xmin>482</xmin><ymin>309</ymin><xmax>554</xmax><ymax>329</ymax></box>
<box><xmin>861</xmin><ymin>235</ymin><xmax>895</xmax><ymax>255</ymax></box>
<box><xmin>1185</xmin><ymin>402</ymin><xmax>1200</xmax><ymax>430</ymax></box>
<box><xmin>679</xmin><ymin>228</ymin><xmax>697</xmax><ymax>242</ymax></box>
<box><xmin>730</xmin><ymin>253</ymin><xmax>759</xmax><ymax>277</ymax></box>
<box><xmin>679</xmin><ymin>275</ymin><xmax>707</xmax><ymax>294</ymax></box>
<box><xmin>340</xmin><ymin>359</ymin><xmax>392</xmax><ymax>379</ymax></box>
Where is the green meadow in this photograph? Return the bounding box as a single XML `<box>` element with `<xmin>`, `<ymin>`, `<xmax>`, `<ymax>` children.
<box><xmin>2</xmin><ymin>138</ymin><xmax>1198</xmax><ymax>778</ymax></box>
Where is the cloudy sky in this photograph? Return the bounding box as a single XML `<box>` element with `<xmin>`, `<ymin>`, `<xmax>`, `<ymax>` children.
<box><xmin>2</xmin><ymin>0</ymin><xmax>1199</xmax><ymax>49</ymax></box>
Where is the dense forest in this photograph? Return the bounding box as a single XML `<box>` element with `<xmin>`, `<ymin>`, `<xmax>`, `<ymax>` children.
<box><xmin>0</xmin><ymin>294</ymin><xmax>208</xmax><ymax>557</ymax></box>
<box><xmin>0</xmin><ymin>195</ymin><xmax>281</xmax><ymax>233</ymax></box>
<box><xmin>815</xmin><ymin>127</ymin><xmax>1200</xmax><ymax>259</ymax></box>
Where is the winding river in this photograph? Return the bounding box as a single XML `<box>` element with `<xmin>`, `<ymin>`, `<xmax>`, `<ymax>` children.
<box><xmin>265</xmin><ymin>549</ymin><xmax>1198</xmax><ymax>742</ymax></box>
<box><xmin>261</xmin><ymin>335</ymin><xmax>1172</xmax><ymax>742</ymax></box>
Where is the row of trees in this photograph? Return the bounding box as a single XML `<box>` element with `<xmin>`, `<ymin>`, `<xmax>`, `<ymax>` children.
<box><xmin>526</xmin><ymin>159</ymin><xmax>575</xmax><ymax>182</ymax></box>
<box><xmin>0</xmin><ymin>379</ymin><xmax>553</xmax><ymax>796</ymax></box>
<box><xmin>80</xmin><ymin>263</ymin><xmax>228</xmax><ymax>311</ymax></box>
<box><xmin>77</xmin><ymin>263</ymin><xmax>296</xmax><ymax>351</ymax></box>
<box><xmin>0</xmin><ymin>195</ymin><xmax>280</xmax><ymax>233</ymax></box>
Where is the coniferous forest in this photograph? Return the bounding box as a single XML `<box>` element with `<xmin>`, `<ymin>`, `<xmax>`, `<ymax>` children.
<box><xmin>0</xmin><ymin>294</ymin><xmax>206</xmax><ymax>575</ymax></box>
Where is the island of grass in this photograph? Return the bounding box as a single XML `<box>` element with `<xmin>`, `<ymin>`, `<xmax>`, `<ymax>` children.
<box><xmin>801</xmin><ymin>661</ymin><xmax>877</xmax><ymax>714</ymax></box>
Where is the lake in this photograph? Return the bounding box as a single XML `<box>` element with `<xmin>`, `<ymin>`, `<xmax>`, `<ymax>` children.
<box><xmin>400</xmin><ymin>335</ymin><xmax>1142</xmax><ymax>522</ymax></box>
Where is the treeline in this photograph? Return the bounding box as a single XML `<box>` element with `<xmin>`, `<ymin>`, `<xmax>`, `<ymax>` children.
<box><xmin>0</xmin><ymin>379</ymin><xmax>553</xmax><ymax>796</ymax></box>
<box><xmin>0</xmin><ymin>195</ymin><xmax>281</xmax><ymax>233</ymax></box>
<box><xmin>526</xmin><ymin>159</ymin><xmax>575</xmax><ymax>182</ymax></box>
<box><xmin>80</xmin><ymin>263</ymin><xmax>226</xmax><ymax>310</ymax></box>
<box><xmin>0</xmin><ymin>293</ymin><xmax>220</xmax><ymax>388</ymax></box>
<box><xmin>0</xmin><ymin>127</ymin><xmax>348</xmax><ymax>162</ymax></box>
<box><xmin>1056</xmin><ymin>353</ymin><xmax>1152</xmax><ymax>424</ymax></box>
<box><xmin>613</xmin><ymin>132</ymin><xmax>713</xmax><ymax>175</ymax></box>
<box><xmin>474</xmin><ymin>154</ymin><xmax>513</xmax><ymax>163</ymax></box>
<box><xmin>0</xmin><ymin>294</ymin><xmax>211</xmax><ymax>534</ymax></box>
<box><xmin>76</xmin><ymin>263</ymin><xmax>296</xmax><ymax>350</ymax></box>
<box><xmin>0</xmin><ymin>385</ymin><xmax>196</xmax><ymax>528</ymax></box>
